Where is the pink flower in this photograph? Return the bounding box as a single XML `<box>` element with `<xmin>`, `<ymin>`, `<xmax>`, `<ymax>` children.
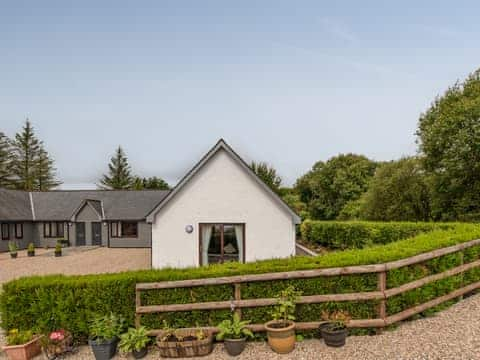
<box><xmin>49</xmin><ymin>329</ymin><xmax>66</xmax><ymax>341</ymax></box>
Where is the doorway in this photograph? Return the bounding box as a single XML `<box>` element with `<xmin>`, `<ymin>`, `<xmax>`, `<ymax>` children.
<box><xmin>91</xmin><ymin>222</ymin><xmax>102</xmax><ymax>246</ymax></box>
<box><xmin>76</xmin><ymin>222</ymin><xmax>86</xmax><ymax>246</ymax></box>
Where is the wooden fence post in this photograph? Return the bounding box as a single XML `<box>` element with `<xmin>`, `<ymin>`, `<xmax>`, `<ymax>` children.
<box><xmin>377</xmin><ymin>270</ymin><xmax>387</xmax><ymax>332</ymax></box>
<box><xmin>135</xmin><ymin>289</ymin><xmax>141</xmax><ymax>328</ymax></box>
<box><xmin>234</xmin><ymin>283</ymin><xmax>242</xmax><ymax>319</ymax></box>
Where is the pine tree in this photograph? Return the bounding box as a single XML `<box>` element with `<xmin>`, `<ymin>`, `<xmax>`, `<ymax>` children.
<box><xmin>35</xmin><ymin>147</ymin><xmax>61</xmax><ymax>191</ymax></box>
<box><xmin>11</xmin><ymin>119</ymin><xmax>42</xmax><ymax>190</ymax></box>
<box><xmin>0</xmin><ymin>132</ymin><xmax>13</xmax><ymax>188</ymax></box>
<box><xmin>100</xmin><ymin>146</ymin><xmax>133</xmax><ymax>189</ymax></box>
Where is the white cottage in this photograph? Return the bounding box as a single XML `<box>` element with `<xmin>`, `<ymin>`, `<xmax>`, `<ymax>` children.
<box><xmin>147</xmin><ymin>139</ymin><xmax>301</xmax><ymax>269</ymax></box>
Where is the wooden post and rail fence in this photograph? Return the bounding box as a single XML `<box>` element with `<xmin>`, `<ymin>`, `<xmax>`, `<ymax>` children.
<box><xmin>135</xmin><ymin>238</ymin><xmax>480</xmax><ymax>335</ymax></box>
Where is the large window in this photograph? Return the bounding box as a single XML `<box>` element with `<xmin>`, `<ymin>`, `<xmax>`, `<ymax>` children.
<box><xmin>15</xmin><ymin>223</ymin><xmax>23</xmax><ymax>239</ymax></box>
<box><xmin>1</xmin><ymin>223</ymin><xmax>9</xmax><ymax>240</ymax></box>
<box><xmin>200</xmin><ymin>223</ymin><xmax>244</xmax><ymax>265</ymax></box>
<box><xmin>111</xmin><ymin>221</ymin><xmax>138</xmax><ymax>238</ymax></box>
<box><xmin>44</xmin><ymin>222</ymin><xmax>64</xmax><ymax>238</ymax></box>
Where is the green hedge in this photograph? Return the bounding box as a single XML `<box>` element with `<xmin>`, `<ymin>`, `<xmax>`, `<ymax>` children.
<box><xmin>300</xmin><ymin>220</ymin><xmax>455</xmax><ymax>249</ymax></box>
<box><xmin>1</xmin><ymin>224</ymin><xmax>480</xmax><ymax>341</ymax></box>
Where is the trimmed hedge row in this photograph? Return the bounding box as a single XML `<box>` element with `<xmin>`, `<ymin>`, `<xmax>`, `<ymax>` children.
<box><xmin>300</xmin><ymin>220</ymin><xmax>455</xmax><ymax>249</ymax></box>
<box><xmin>1</xmin><ymin>223</ymin><xmax>480</xmax><ymax>341</ymax></box>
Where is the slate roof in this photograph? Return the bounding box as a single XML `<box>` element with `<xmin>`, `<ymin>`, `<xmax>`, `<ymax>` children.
<box><xmin>0</xmin><ymin>189</ymin><xmax>169</xmax><ymax>221</ymax></box>
<box><xmin>0</xmin><ymin>189</ymin><xmax>33</xmax><ymax>221</ymax></box>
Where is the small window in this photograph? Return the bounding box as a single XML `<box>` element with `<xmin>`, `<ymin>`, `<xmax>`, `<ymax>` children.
<box><xmin>44</xmin><ymin>222</ymin><xmax>64</xmax><ymax>238</ymax></box>
<box><xmin>111</xmin><ymin>222</ymin><xmax>120</xmax><ymax>238</ymax></box>
<box><xmin>111</xmin><ymin>221</ymin><xmax>138</xmax><ymax>238</ymax></box>
<box><xmin>1</xmin><ymin>223</ymin><xmax>9</xmax><ymax>240</ymax></box>
<box><xmin>15</xmin><ymin>223</ymin><xmax>23</xmax><ymax>239</ymax></box>
<box><xmin>121</xmin><ymin>222</ymin><xmax>138</xmax><ymax>237</ymax></box>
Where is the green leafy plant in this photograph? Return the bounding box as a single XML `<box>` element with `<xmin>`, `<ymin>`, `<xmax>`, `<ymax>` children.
<box><xmin>216</xmin><ymin>313</ymin><xmax>254</xmax><ymax>340</ymax></box>
<box><xmin>89</xmin><ymin>313</ymin><xmax>125</xmax><ymax>342</ymax></box>
<box><xmin>271</xmin><ymin>286</ymin><xmax>302</xmax><ymax>326</ymax></box>
<box><xmin>118</xmin><ymin>326</ymin><xmax>150</xmax><ymax>354</ymax></box>
<box><xmin>8</xmin><ymin>241</ymin><xmax>18</xmax><ymax>254</ymax></box>
<box><xmin>54</xmin><ymin>243</ymin><xmax>62</xmax><ymax>254</ymax></box>
<box><xmin>6</xmin><ymin>329</ymin><xmax>34</xmax><ymax>345</ymax></box>
<box><xmin>27</xmin><ymin>243</ymin><xmax>35</xmax><ymax>252</ymax></box>
<box><xmin>321</xmin><ymin>310</ymin><xmax>351</xmax><ymax>331</ymax></box>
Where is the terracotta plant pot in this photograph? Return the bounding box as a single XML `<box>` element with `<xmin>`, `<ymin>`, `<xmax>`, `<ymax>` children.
<box><xmin>319</xmin><ymin>323</ymin><xmax>348</xmax><ymax>347</ymax></box>
<box><xmin>264</xmin><ymin>320</ymin><xmax>296</xmax><ymax>354</ymax></box>
<box><xmin>224</xmin><ymin>338</ymin><xmax>246</xmax><ymax>356</ymax></box>
<box><xmin>2</xmin><ymin>335</ymin><xmax>42</xmax><ymax>360</ymax></box>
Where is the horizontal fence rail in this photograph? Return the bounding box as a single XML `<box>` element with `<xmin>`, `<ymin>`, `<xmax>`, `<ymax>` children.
<box><xmin>135</xmin><ymin>238</ymin><xmax>480</xmax><ymax>334</ymax></box>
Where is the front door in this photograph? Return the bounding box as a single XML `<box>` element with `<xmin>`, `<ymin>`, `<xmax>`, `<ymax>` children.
<box><xmin>92</xmin><ymin>222</ymin><xmax>102</xmax><ymax>246</ymax></box>
<box><xmin>199</xmin><ymin>223</ymin><xmax>244</xmax><ymax>265</ymax></box>
<box><xmin>76</xmin><ymin>222</ymin><xmax>86</xmax><ymax>246</ymax></box>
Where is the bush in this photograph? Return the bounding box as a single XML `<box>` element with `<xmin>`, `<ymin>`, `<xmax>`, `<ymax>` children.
<box><xmin>300</xmin><ymin>220</ymin><xmax>455</xmax><ymax>249</ymax></box>
<box><xmin>1</xmin><ymin>224</ymin><xmax>480</xmax><ymax>341</ymax></box>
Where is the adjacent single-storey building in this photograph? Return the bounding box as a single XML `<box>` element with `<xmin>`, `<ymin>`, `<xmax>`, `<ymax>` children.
<box><xmin>0</xmin><ymin>140</ymin><xmax>300</xmax><ymax>268</ymax></box>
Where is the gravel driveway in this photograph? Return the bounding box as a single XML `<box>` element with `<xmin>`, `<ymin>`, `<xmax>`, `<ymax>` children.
<box><xmin>0</xmin><ymin>247</ymin><xmax>151</xmax><ymax>284</ymax></box>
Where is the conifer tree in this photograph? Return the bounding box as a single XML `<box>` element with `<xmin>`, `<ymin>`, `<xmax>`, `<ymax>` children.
<box><xmin>35</xmin><ymin>147</ymin><xmax>60</xmax><ymax>191</ymax></box>
<box><xmin>100</xmin><ymin>146</ymin><xmax>133</xmax><ymax>189</ymax></box>
<box><xmin>0</xmin><ymin>132</ymin><xmax>13</xmax><ymax>188</ymax></box>
<box><xmin>11</xmin><ymin>120</ymin><xmax>42</xmax><ymax>190</ymax></box>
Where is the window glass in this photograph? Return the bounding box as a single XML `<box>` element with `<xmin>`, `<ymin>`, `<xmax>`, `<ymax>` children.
<box><xmin>15</xmin><ymin>223</ymin><xmax>23</xmax><ymax>239</ymax></box>
<box><xmin>121</xmin><ymin>222</ymin><xmax>138</xmax><ymax>237</ymax></box>
<box><xmin>44</xmin><ymin>223</ymin><xmax>51</xmax><ymax>237</ymax></box>
<box><xmin>56</xmin><ymin>222</ymin><xmax>64</xmax><ymax>237</ymax></box>
<box><xmin>1</xmin><ymin>223</ymin><xmax>9</xmax><ymax>240</ymax></box>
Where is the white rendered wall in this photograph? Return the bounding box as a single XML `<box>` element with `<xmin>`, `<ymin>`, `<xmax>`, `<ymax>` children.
<box><xmin>151</xmin><ymin>149</ymin><xmax>296</xmax><ymax>269</ymax></box>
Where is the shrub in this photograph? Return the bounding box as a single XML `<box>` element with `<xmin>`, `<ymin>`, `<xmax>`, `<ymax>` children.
<box><xmin>300</xmin><ymin>220</ymin><xmax>455</xmax><ymax>249</ymax></box>
<box><xmin>1</xmin><ymin>224</ymin><xmax>480</xmax><ymax>341</ymax></box>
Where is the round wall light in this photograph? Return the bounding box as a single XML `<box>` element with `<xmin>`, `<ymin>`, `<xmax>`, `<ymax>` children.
<box><xmin>185</xmin><ymin>225</ymin><xmax>194</xmax><ymax>234</ymax></box>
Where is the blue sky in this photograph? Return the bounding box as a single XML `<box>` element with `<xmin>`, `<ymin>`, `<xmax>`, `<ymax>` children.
<box><xmin>1</xmin><ymin>1</ymin><xmax>479</xmax><ymax>187</ymax></box>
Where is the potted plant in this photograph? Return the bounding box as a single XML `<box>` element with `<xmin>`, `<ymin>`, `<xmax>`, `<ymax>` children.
<box><xmin>156</xmin><ymin>322</ymin><xmax>213</xmax><ymax>358</ymax></box>
<box><xmin>8</xmin><ymin>241</ymin><xmax>18</xmax><ymax>259</ymax></box>
<box><xmin>118</xmin><ymin>326</ymin><xmax>150</xmax><ymax>359</ymax></box>
<box><xmin>2</xmin><ymin>329</ymin><xmax>42</xmax><ymax>360</ymax></box>
<box><xmin>54</xmin><ymin>243</ymin><xmax>62</xmax><ymax>257</ymax></box>
<box><xmin>41</xmin><ymin>329</ymin><xmax>73</xmax><ymax>359</ymax></box>
<box><xmin>88</xmin><ymin>313</ymin><xmax>125</xmax><ymax>360</ymax></box>
<box><xmin>216</xmin><ymin>313</ymin><xmax>253</xmax><ymax>356</ymax></box>
<box><xmin>264</xmin><ymin>285</ymin><xmax>302</xmax><ymax>354</ymax></box>
<box><xmin>27</xmin><ymin>243</ymin><xmax>35</xmax><ymax>257</ymax></box>
<box><xmin>319</xmin><ymin>310</ymin><xmax>351</xmax><ymax>347</ymax></box>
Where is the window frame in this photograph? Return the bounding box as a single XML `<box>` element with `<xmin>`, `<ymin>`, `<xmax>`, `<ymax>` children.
<box><xmin>43</xmin><ymin>222</ymin><xmax>65</xmax><ymax>238</ymax></box>
<box><xmin>14</xmin><ymin>223</ymin><xmax>23</xmax><ymax>239</ymax></box>
<box><xmin>199</xmin><ymin>223</ymin><xmax>245</xmax><ymax>265</ymax></box>
<box><xmin>1</xmin><ymin>223</ymin><xmax>9</xmax><ymax>241</ymax></box>
<box><xmin>110</xmin><ymin>221</ymin><xmax>138</xmax><ymax>238</ymax></box>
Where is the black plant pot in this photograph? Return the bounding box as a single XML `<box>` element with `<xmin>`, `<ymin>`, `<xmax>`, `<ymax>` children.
<box><xmin>132</xmin><ymin>347</ymin><xmax>148</xmax><ymax>359</ymax></box>
<box><xmin>224</xmin><ymin>338</ymin><xmax>246</xmax><ymax>356</ymax></box>
<box><xmin>89</xmin><ymin>337</ymin><xmax>119</xmax><ymax>360</ymax></box>
<box><xmin>319</xmin><ymin>323</ymin><xmax>347</xmax><ymax>347</ymax></box>
<box><xmin>55</xmin><ymin>252</ymin><xmax>62</xmax><ymax>257</ymax></box>
<box><xmin>27</xmin><ymin>251</ymin><xmax>35</xmax><ymax>257</ymax></box>
<box><xmin>10</xmin><ymin>253</ymin><xmax>17</xmax><ymax>259</ymax></box>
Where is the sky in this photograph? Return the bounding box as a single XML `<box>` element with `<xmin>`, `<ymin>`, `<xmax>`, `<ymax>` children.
<box><xmin>1</xmin><ymin>0</ymin><xmax>479</xmax><ymax>188</ymax></box>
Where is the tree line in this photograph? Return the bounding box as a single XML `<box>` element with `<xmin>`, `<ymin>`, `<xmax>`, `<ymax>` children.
<box><xmin>0</xmin><ymin>121</ymin><xmax>170</xmax><ymax>191</ymax></box>
<box><xmin>253</xmin><ymin>69</ymin><xmax>480</xmax><ymax>222</ymax></box>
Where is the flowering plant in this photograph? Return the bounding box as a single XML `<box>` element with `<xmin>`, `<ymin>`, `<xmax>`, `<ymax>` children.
<box><xmin>49</xmin><ymin>329</ymin><xmax>66</xmax><ymax>342</ymax></box>
<box><xmin>41</xmin><ymin>329</ymin><xmax>73</xmax><ymax>359</ymax></box>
